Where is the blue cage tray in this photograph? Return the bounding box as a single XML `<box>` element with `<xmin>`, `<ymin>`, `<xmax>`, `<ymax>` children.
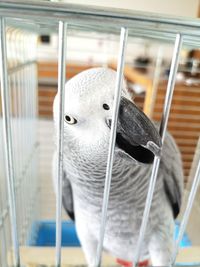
<box><xmin>28</xmin><ymin>220</ymin><xmax>191</xmax><ymax>247</ymax></box>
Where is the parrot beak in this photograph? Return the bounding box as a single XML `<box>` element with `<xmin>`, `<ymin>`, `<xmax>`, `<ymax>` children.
<box><xmin>106</xmin><ymin>97</ymin><xmax>162</xmax><ymax>164</ymax></box>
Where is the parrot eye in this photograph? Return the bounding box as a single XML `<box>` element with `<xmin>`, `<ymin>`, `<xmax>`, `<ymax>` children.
<box><xmin>103</xmin><ymin>103</ymin><xmax>110</xmax><ymax>110</ymax></box>
<box><xmin>64</xmin><ymin>115</ymin><xmax>77</xmax><ymax>125</ymax></box>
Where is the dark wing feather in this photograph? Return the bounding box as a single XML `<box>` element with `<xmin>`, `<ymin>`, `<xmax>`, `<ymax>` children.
<box><xmin>52</xmin><ymin>152</ymin><xmax>75</xmax><ymax>221</ymax></box>
<box><xmin>160</xmin><ymin>131</ymin><xmax>184</xmax><ymax>218</ymax></box>
<box><xmin>62</xmin><ymin>171</ymin><xmax>75</xmax><ymax>221</ymax></box>
<box><xmin>163</xmin><ymin>174</ymin><xmax>182</xmax><ymax>218</ymax></box>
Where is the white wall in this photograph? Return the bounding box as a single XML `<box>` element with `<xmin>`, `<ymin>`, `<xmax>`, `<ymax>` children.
<box><xmin>37</xmin><ymin>32</ymin><xmax>176</xmax><ymax>66</ymax></box>
<box><xmin>37</xmin><ymin>1</ymin><xmax>198</xmax><ymax>66</ymax></box>
<box><xmin>60</xmin><ymin>0</ymin><xmax>199</xmax><ymax>18</ymax></box>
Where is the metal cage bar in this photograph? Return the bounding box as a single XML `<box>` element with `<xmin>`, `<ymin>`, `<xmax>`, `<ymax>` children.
<box><xmin>0</xmin><ymin>17</ymin><xmax>20</xmax><ymax>267</ymax></box>
<box><xmin>0</xmin><ymin>22</ymin><xmax>38</xmax><ymax>267</ymax></box>
<box><xmin>95</xmin><ymin>27</ymin><xmax>128</xmax><ymax>267</ymax></box>
<box><xmin>0</xmin><ymin>192</ymin><xmax>7</xmax><ymax>267</ymax></box>
<box><xmin>148</xmin><ymin>46</ymin><xmax>163</xmax><ymax>119</ymax></box>
<box><xmin>171</xmin><ymin>157</ymin><xmax>200</xmax><ymax>266</ymax></box>
<box><xmin>1</xmin><ymin>1</ymin><xmax>200</xmax><ymax>36</ymax></box>
<box><xmin>55</xmin><ymin>20</ymin><xmax>67</xmax><ymax>267</ymax></box>
<box><xmin>133</xmin><ymin>33</ymin><xmax>183</xmax><ymax>266</ymax></box>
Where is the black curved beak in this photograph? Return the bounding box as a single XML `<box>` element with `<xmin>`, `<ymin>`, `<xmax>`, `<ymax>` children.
<box><xmin>106</xmin><ymin>97</ymin><xmax>162</xmax><ymax>164</ymax></box>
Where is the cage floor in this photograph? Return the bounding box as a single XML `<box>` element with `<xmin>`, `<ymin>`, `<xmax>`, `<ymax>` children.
<box><xmin>7</xmin><ymin>246</ymin><xmax>200</xmax><ymax>267</ymax></box>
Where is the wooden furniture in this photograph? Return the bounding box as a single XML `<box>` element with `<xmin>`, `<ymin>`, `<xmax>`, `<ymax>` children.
<box><xmin>153</xmin><ymin>81</ymin><xmax>200</xmax><ymax>180</ymax></box>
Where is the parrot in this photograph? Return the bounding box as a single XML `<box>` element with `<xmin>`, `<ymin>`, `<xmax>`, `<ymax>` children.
<box><xmin>52</xmin><ymin>67</ymin><xmax>184</xmax><ymax>267</ymax></box>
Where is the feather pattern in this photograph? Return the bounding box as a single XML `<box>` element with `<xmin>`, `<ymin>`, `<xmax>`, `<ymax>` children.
<box><xmin>52</xmin><ymin>67</ymin><xmax>183</xmax><ymax>266</ymax></box>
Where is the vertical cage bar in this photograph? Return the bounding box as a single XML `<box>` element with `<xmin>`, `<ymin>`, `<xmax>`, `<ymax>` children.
<box><xmin>55</xmin><ymin>21</ymin><xmax>67</xmax><ymax>267</ymax></box>
<box><xmin>95</xmin><ymin>27</ymin><xmax>128</xmax><ymax>267</ymax></box>
<box><xmin>159</xmin><ymin>33</ymin><xmax>183</xmax><ymax>142</ymax></box>
<box><xmin>0</xmin><ymin>17</ymin><xmax>20</xmax><ymax>267</ymax></box>
<box><xmin>148</xmin><ymin>46</ymin><xmax>163</xmax><ymax>119</ymax></box>
<box><xmin>0</xmin><ymin>199</ymin><xmax>8</xmax><ymax>267</ymax></box>
<box><xmin>133</xmin><ymin>33</ymin><xmax>183</xmax><ymax>266</ymax></box>
<box><xmin>170</xmin><ymin>158</ymin><xmax>200</xmax><ymax>265</ymax></box>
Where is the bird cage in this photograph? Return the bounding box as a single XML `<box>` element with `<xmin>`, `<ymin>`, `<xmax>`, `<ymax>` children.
<box><xmin>0</xmin><ymin>1</ymin><xmax>200</xmax><ymax>267</ymax></box>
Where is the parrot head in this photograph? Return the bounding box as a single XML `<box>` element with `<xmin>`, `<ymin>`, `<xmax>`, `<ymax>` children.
<box><xmin>53</xmin><ymin>67</ymin><xmax>161</xmax><ymax>165</ymax></box>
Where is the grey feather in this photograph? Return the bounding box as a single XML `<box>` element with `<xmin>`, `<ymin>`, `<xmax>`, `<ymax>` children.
<box><xmin>52</xmin><ymin>67</ymin><xmax>184</xmax><ymax>266</ymax></box>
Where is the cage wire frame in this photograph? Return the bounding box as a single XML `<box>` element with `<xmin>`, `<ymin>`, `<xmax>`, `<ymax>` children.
<box><xmin>0</xmin><ymin>13</ymin><xmax>38</xmax><ymax>267</ymax></box>
<box><xmin>0</xmin><ymin>1</ymin><xmax>200</xmax><ymax>267</ymax></box>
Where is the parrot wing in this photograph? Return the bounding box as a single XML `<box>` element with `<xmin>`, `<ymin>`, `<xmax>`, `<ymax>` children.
<box><xmin>52</xmin><ymin>152</ymin><xmax>75</xmax><ymax>221</ymax></box>
<box><xmin>160</xmin><ymin>131</ymin><xmax>184</xmax><ymax>218</ymax></box>
<box><xmin>62</xmin><ymin>171</ymin><xmax>75</xmax><ymax>221</ymax></box>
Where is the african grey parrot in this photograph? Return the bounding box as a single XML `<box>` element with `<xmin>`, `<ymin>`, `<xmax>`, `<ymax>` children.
<box><xmin>52</xmin><ymin>67</ymin><xmax>183</xmax><ymax>267</ymax></box>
